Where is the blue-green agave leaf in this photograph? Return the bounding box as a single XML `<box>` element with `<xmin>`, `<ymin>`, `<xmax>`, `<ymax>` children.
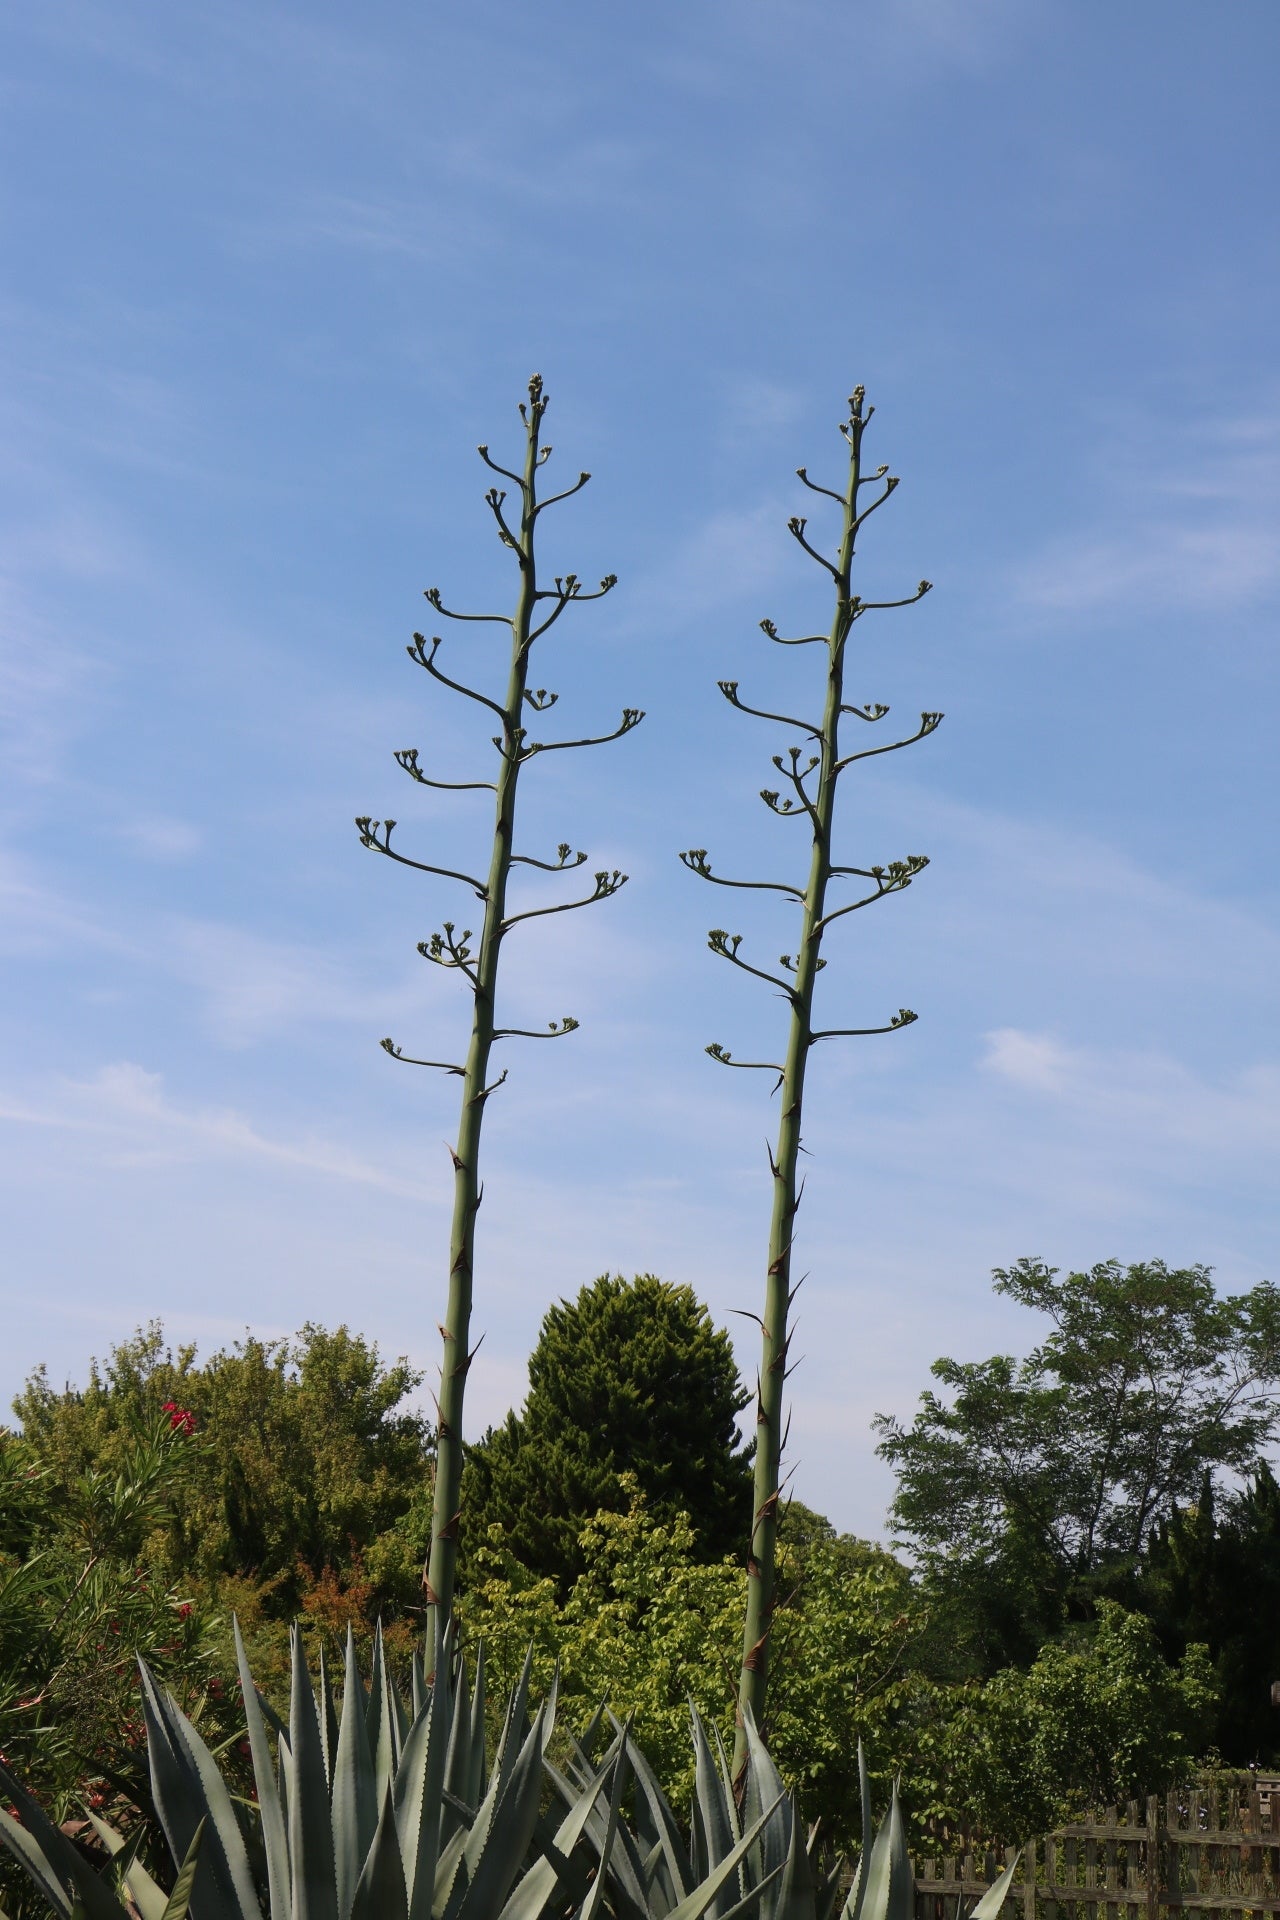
<box><xmin>83</xmin><ymin>1813</ymin><xmax>166</xmax><ymax>1920</ymax></box>
<box><xmin>970</xmin><ymin>1856</ymin><xmax>1020</xmax><ymax>1920</ymax></box>
<box><xmin>365</xmin><ymin>1622</ymin><xmax>402</xmax><ymax>1802</ymax></box>
<box><xmin>441</xmin><ymin>1658</ymin><xmax>472</xmax><ymax>1845</ymax></box>
<box><xmin>278</xmin><ymin>1736</ymin><xmax>292</xmax><ymax>1845</ymax></box>
<box><xmin>689</xmin><ymin>1710</ymin><xmax>737</xmax><ymax>1896</ymax></box>
<box><xmin>738</xmin><ymin>1708</ymin><xmax>790</xmax><ymax>1882</ymax></box>
<box><xmin>710</xmin><ymin>1726</ymin><xmax>742</xmax><ymax>1850</ymax></box>
<box><xmin>493</xmin><ymin>1756</ymin><xmax>618</xmax><ymax>1920</ymax></box>
<box><xmin>138</xmin><ymin>1660</ymin><xmax>259</xmax><ymax>1920</ymax></box>
<box><xmin>349</xmin><ymin>1787</ymin><xmax>407</xmax><ymax>1920</ymax></box>
<box><xmin>0</xmin><ymin>1786</ymin><xmax>81</xmax><ymax>1920</ymax></box>
<box><xmin>849</xmin><ymin>1784</ymin><xmax>911</xmax><ymax>1920</ymax></box>
<box><xmin>573</xmin><ymin>1746</ymin><xmax>628</xmax><ymax>1920</ymax></box>
<box><xmin>233</xmin><ymin>1617</ymin><xmax>291</xmax><ymax>1920</ymax></box>
<box><xmin>623</xmin><ymin>1729</ymin><xmax>691</xmax><ymax>1904</ymax></box>
<box><xmin>430</xmin><ymin>1825</ymin><xmax>469</xmax><ymax>1920</ymax></box>
<box><xmin>772</xmin><ymin>1814</ymin><xmax>816</xmax><ymax>1920</ymax></box>
<box><xmin>539</xmin><ymin>1746</ymin><xmax>650</xmax><ymax>1920</ymax></box>
<box><xmin>465</xmin><ymin>1644</ymin><xmax>487</xmax><ymax>1812</ymax></box>
<box><xmin>704</xmin><ymin>1860</ymin><xmax>787</xmax><ymax>1920</ymax></box>
<box><xmin>843</xmin><ymin>1742</ymin><xmax>874</xmax><ymax>1920</ymax></box>
<box><xmin>318</xmin><ymin>1644</ymin><xmax>339</xmax><ymax>1795</ymax></box>
<box><xmin>160</xmin><ymin>1819</ymin><xmax>207</xmax><ymax>1920</ymax></box>
<box><xmin>394</xmin><ymin>1666</ymin><xmax>450</xmax><ymax>1920</ymax></box>
<box><xmin>333</xmin><ymin>1627</ymin><xmax>378</xmax><ymax>1920</ymax></box>
<box><xmin>447</xmin><ymin>1707</ymin><xmax>548</xmax><ymax>1920</ymax></box>
<box><xmin>461</xmin><ymin>1702</ymin><xmax>543</xmax><ymax>1868</ymax></box>
<box><xmin>286</xmin><ymin>1628</ymin><xmax>339</xmax><ymax>1920</ymax></box>
<box><xmin>662</xmin><ymin>1796</ymin><xmax>787</xmax><ymax>1920</ymax></box>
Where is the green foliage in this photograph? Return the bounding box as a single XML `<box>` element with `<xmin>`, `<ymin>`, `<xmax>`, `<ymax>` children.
<box><xmin>1144</xmin><ymin>1463</ymin><xmax>1280</xmax><ymax>1764</ymax></box>
<box><xmin>0</xmin><ymin>1408</ymin><xmax>231</xmax><ymax>1920</ymax></box>
<box><xmin>765</xmin><ymin>1513</ymin><xmax>918</xmax><ymax>1840</ymax></box>
<box><xmin>462</xmin><ymin>1276</ymin><xmax>752</xmax><ymax>1590</ymax></box>
<box><xmin>457</xmin><ymin>1486</ymin><xmax>742</xmax><ymax>1791</ymax></box>
<box><xmin>2</xmin><ymin>1319</ymin><xmax>431</xmax><ymax>1917</ymax></box>
<box><xmin>916</xmin><ymin>1604</ymin><xmax>1216</xmax><ymax>1841</ymax></box>
<box><xmin>458</xmin><ymin>1482</ymin><xmax>921</xmax><ymax>1855</ymax></box>
<box><xmin>876</xmin><ymin>1259</ymin><xmax>1280</xmax><ymax>1672</ymax></box>
<box><xmin>13</xmin><ymin>1322</ymin><xmax>432</xmax><ymax>1616</ymax></box>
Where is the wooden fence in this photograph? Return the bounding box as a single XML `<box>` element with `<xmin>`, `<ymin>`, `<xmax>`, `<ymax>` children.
<box><xmin>915</xmin><ymin>1783</ymin><xmax>1280</xmax><ymax>1920</ymax></box>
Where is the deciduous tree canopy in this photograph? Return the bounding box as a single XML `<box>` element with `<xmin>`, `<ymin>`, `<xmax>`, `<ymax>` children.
<box><xmin>876</xmin><ymin>1258</ymin><xmax>1280</xmax><ymax>1670</ymax></box>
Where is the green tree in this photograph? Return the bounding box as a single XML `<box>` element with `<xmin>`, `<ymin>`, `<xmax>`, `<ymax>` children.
<box><xmin>1145</xmin><ymin>1463</ymin><xmax>1280</xmax><ymax>1764</ymax></box>
<box><xmin>462</xmin><ymin>1274</ymin><xmax>753</xmax><ymax>1589</ymax></box>
<box><xmin>917</xmin><ymin>1604</ymin><xmax>1216</xmax><ymax>1841</ymax></box>
<box><xmin>457</xmin><ymin>1479</ymin><xmax>920</xmax><ymax>1852</ymax></box>
<box><xmin>13</xmin><ymin>1321</ymin><xmax>432</xmax><ymax>1613</ymax></box>
<box><xmin>876</xmin><ymin>1258</ymin><xmax>1280</xmax><ymax>1673</ymax></box>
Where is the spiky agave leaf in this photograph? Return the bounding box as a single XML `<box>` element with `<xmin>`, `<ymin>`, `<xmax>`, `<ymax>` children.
<box><xmin>233</xmin><ymin>1616</ymin><xmax>291</xmax><ymax>1920</ymax></box>
<box><xmin>442</xmin><ymin>1702</ymin><xmax>550</xmax><ymax>1920</ymax></box>
<box><xmin>287</xmin><ymin>1627</ymin><xmax>338</xmax><ymax>1920</ymax></box>
<box><xmin>738</xmin><ymin>1707</ymin><xmax>793</xmax><ymax>1886</ymax></box>
<box><xmin>540</xmin><ymin>1729</ymin><xmax>651</xmax><ymax>1920</ymax></box>
<box><xmin>393</xmin><ymin>1641</ymin><xmax>452</xmax><ymax>1920</ymax></box>
<box><xmin>333</xmin><ymin>1627</ymin><xmax>379</xmax><ymax>1920</ymax></box>
<box><xmin>497</xmin><ymin>1746</ymin><xmax>625</xmax><ymax>1920</ymax></box>
<box><xmin>770</xmin><ymin>1818</ymin><xmax>815</xmax><ymax>1920</ymax></box>
<box><xmin>365</xmin><ymin>1622</ymin><xmax>405</xmax><ymax>1801</ymax></box>
<box><xmin>664</xmin><ymin>1796</ymin><xmax>789</xmax><ymax>1920</ymax></box>
<box><xmin>0</xmin><ymin>1763</ymin><xmax>129</xmax><ymax>1920</ymax></box>
<box><xmin>0</xmin><ymin>1782</ymin><xmax>206</xmax><ymax>1920</ymax></box>
<box><xmin>349</xmin><ymin>1788</ymin><xmax>407</xmax><ymax>1920</ymax></box>
<box><xmin>970</xmin><ymin>1856</ymin><xmax>1020</xmax><ymax>1920</ymax></box>
<box><xmin>689</xmin><ymin>1709</ymin><xmax>737</xmax><ymax>1894</ymax></box>
<box><xmin>138</xmin><ymin>1659</ymin><xmax>260</xmax><ymax>1920</ymax></box>
<box><xmin>842</xmin><ymin>1742</ymin><xmax>875</xmax><ymax>1920</ymax></box>
<box><xmin>160</xmin><ymin>1821</ymin><xmax>209</xmax><ymax>1920</ymax></box>
<box><xmin>616</xmin><ymin>1719</ymin><xmax>691</xmax><ymax>1909</ymax></box>
<box><xmin>844</xmin><ymin>1783</ymin><xmax>912</xmax><ymax>1920</ymax></box>
<box><xmin>82</xmin><ymin>1815</ymin><xmax>167</xmax><ymax>1920</ymax></box>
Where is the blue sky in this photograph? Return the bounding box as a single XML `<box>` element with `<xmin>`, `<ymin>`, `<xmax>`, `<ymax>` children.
<box><xmin>2</xmin><ymin>0</ymin><xmax>1278</xmax><ymax>1539</ymax></box>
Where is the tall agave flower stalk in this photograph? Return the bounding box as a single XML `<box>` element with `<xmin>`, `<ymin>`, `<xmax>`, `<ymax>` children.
<box><xmin>357</xmin><ymin>376</ymin><xmax>642</xmax><ymax>1662</ymax></box>
<box><xmin>680</xmin><ymin>387</ymin><xmax>938</xmax><ymax>1768</ymax></box>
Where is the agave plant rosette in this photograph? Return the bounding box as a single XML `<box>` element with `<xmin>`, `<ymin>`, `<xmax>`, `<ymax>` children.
<box><xmin>0</xmin><ymin>1629</ymin><xmax>1017</xmax><ymax>1920</ymax></box>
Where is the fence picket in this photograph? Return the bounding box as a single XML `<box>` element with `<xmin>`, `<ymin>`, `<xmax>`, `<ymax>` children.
<box><xmin>912</xmin><ymin>1779</ymin><xmax>1280</xmax><ymax>1920</ymax></box>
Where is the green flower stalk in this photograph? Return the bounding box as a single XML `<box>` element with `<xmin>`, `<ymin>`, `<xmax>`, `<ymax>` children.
<box><xmin>358</xmin><ymin>376</ymin><xmax>642</xmax><ymax>1666</ymax></box>
<box><xmin>681</xmin><ymin>386</ymin><xmax>938</xmax><ymax>1769</ymax></box>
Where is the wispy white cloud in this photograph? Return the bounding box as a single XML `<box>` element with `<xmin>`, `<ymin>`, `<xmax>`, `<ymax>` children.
<box><xmin>982</xmin><ymin>1026</ymin><xmax>1280</xmax><ymax>1163</ymax></box>
<box><xmin>0</xmin><ymin>1060</ymin><xmax>429</xmax><ymax>1196</ymax></box>
<box><xmin>1015</xmin><ymin>399</ymin><xmax>1280</xmax><ymax>616</ymax></box>
<box><xmin>634</xmin><ymin>497</ymin><xmax>801</xmax><ymax>624</ymax></box>
<box><xmin>163</xmin><ymin>922</ymin><xmax>369</xmax><ymax>1045</ymax></box>
<box><xmin>0</xmin><ymin>847</ymin><xmax>119</xmax><ymax>956</ymax></box>
<box><xmin>239</xmin><ymin>193</ymin><xmax>459</xmax><ymax>264</ymax></box>
<box><xmin>114</xmin><ymin>816</ymin><xmax>203</xmax><ymax>862</ymax></box>
<box><xmin>0</xmin><ymin>593</ymin><xmax>97</xmax><ymax>788</ymax></box>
